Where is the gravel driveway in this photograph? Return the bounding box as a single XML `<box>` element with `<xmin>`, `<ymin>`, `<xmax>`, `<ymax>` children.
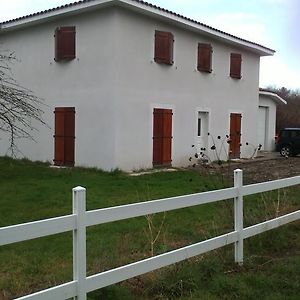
<box><xmin>198</xmin><ymin>152</ymin><xmax>300</xmax><ymax>184</ymax></box>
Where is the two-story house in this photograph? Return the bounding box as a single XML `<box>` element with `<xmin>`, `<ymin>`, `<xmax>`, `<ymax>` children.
<box><xmin>0</xmin><ymin>0</ymin><xmax>277</xmax><ymax>171</ymax></box>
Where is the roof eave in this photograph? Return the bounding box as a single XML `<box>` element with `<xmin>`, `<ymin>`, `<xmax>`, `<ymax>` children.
<box><xmin>0</xmin><ymin>0</ymin><xmax>116</xmax><ymax>32</ymax></box>
<box><xmin>259</xmin><ymin>91</ymin><xmax>287</xmax><ymax>105</ymax></box>
<box><xmin>0</xmin><ymin>0</ymin><xmax>275</xmax><ymax>56</ymax></box>
<box><xmin>118</xmin><ymin>0</ymin><xmax>274</xmax><ymax>56</ymax></box>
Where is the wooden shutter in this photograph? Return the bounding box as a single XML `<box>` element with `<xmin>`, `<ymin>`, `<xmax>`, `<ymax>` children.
<box><xmin>153</xmin><ymin>109</ymin><xmax>164</xmax><ymax>165</ymax></box>
<box><xmin>55</xmin><ymin>26</ymin><xmax>76</xmax><ymax>61</ymax></box>
<box><xmin>153</xmin><ymin>108</ymin><xmax>173</xmax><ymax>166</ymax></box>
<box><xmin>229</xmin><ymin>113</ymin><xmax>242</xmax><ymax>158</ymax></box>
<box><xmin>54</xmin><ymin>108</ymin><xmax>65</xmax><ymax>166</ymax></box>
<box><xmin>154</xmin><ymin>31</ymin><xmax>174</xmax><ymax>65</ymax></box>
<box><xmin>230</xmin><ymin>53</ymin><xmax>242</xmax><ymax>79</ymax></box>
<box><xmin>54</xmin><ymin>107</ymin><xmax>75</xmax><ymax>166</ymax></box>
<box><xmin>197</xmin><ymin>43</ymin><xmax>212</xmax><ymax>72</ymax></box>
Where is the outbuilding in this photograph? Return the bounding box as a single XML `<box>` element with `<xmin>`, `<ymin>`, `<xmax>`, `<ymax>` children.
<box><xmin>258</xmin><ymin>90</ymin><xmax>286</xmax><ymax>151</ymax></box>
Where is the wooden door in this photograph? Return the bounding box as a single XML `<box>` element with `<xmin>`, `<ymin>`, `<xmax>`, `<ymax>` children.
<box><xmin>153</xmin><ymin>108</ymin><xmax>173</xmax><ymax>166</ymax></box>
<box><xmin>54</xmin><ymin>107</ymin><xmax>75</xmax><ymax>166</ymax></box>
<box><xmin>229</xmin><ymin>113</ymin><xmax>242</xmax><ymax>159</ymax></box>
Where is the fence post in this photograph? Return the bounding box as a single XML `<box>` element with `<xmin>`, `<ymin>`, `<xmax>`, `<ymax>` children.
<box><xmin>73</xmin><ymin>186</ymin><xmax>87</xmax><ymax>300</ymax></box>
<box><xmin>234</xmin><ymin>169</ymin><xmax>243</xmax><ymax>265</ymax></box>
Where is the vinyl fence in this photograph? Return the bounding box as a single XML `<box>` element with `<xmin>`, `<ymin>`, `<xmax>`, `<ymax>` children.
<box><xmin>1</xmin><ymin>169</ymin><xmax>299</xmax><ymax>300</ymax></box>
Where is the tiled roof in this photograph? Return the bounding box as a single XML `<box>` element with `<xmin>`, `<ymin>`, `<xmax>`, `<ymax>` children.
<box><xmin>133</xmin><ymin>0</ymin><xmax>274</xmax><ymax>52</ymax></box>
<box><xmin>0</xmin><ymin>0</ymin><xmax>274</xmax><ymax>53</ymax></box>
<box><xmin>0</xmin><ymin>0</ymin><xmax>91</xmax><ymax>25</ymax></box>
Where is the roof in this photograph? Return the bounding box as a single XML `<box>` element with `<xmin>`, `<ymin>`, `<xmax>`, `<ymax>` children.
<box><xmin>259</xmin><ymin>90</ymin><xmax>287</xmax><ymax>105</ymax></box>
<box><xmin>0</xmin><ymin>0</ymin><xmax>275</xmax><ymax>56</ymax></box>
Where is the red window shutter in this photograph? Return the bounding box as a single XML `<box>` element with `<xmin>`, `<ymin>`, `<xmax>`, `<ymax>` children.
<box><xmin>63</xmin><ymin>108</ymin><xmax>75</xmax><ymax>166</ymax></box>
<box><xmin>154</xmin><ymin>31</ymin><xmax>174</xmax><ymax>65</ymax></box>
<box><xmin>197</xmin><ymin>43</ymin><xmax>212</xmax><ymax>72</ymax></box>
<box><xmin>55</xmin><ymin>26</ymin><xmax>76</xmax><ymax>61</ymax></box>
<box><xmin>54</xmin><ymin>107</ymin><xmax>75</xmax><ymax>166</ymax></box>
<box><xmin>162</xmin><ymin>109</ymin><xmax>172</xmax><ymax>164</ymax></box>
<box><xmin>54</xmin><ymin>108</ymin><xmax>65</xmax><ymax>166</ymax></box>
<box><xmin>230</xmin><ymin>53</ymin><xmax>242</xmax><ymax>79</ymax></box>
<box><xmin>153</xmin><ymin>109</ymin><xmax>164</xmax><ymax>165</ymax></box>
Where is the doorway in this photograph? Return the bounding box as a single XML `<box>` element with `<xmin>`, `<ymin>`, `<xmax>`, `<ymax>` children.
<box><xmin>152</xmin><ymin>108</ymin><xmax>173</xmax><ymax>166</ymax></box>
<box><xmin>54</xmin><ymin>107</ymin><xmax>75</xmax><ymax>166</ymax></box>
<box><xmin>229</xmin><ymin>113</ymin><xmax>242</xmax><ymax>159</ymax></box>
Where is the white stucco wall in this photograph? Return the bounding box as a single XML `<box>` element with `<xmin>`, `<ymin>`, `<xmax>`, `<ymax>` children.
<box><xmin>0</xmin><ymin>6</ymin><xmax>262</xmax><ymax>171</ymax></box>
<box><xmin>0</xmin><ymin>8</ymin><xmax>119</xmax><ymax>170</ymax></box>
<box><xmin>112</xmin><ymin>8</ymin><xmax>260</xmax><ymax>170</ymax></box>
<box><xmin>258</xmin><ymin>95</ymin><xmax>278</xmax><ymax>151</ymax></box>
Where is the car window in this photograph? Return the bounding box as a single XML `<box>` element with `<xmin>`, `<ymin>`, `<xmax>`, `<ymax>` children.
<box><xmin>291</xmin><ymin>131</ymin><xmax>297</xmax><ymax>138</ymax></box>
<box><xmin>281</xmin><ymin>131</ymin><xmax>289</xmax><ymax>138</ymax></box>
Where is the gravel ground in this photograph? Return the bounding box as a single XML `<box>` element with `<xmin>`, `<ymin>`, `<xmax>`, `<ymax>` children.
<box><xmin>196</xmin><ymin>152</ymin><xmax>300</xmax><ymax>184</ymax></box>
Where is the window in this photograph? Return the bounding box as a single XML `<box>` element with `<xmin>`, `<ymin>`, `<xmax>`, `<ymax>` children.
<box><xmin>154</xmin><ymin>30</ymin><xmax>174</xmax><ymax>65</ymax></box>
<box><xmin>197</xmin><ymin>43</ymin><xmax>212</xmax><ymax>72</ymax></box>
<box><xmin>230</xmin><ymin>53</ymin><xmax>242</xmax><ymax>79</ymax></box>
<box><xmin>55</xmin><ymin>26</ymin><xmax>76</xmax><ymax>61</ymax></box>
<box><xmin>197</xmin><ymin>111</ymin><xmax>208</xmax><ymax>137</ymax></box>
<box><xmin>197</xmin><ymin>116</ymin><xmax>202</xmax><ymax>137</ymax></box>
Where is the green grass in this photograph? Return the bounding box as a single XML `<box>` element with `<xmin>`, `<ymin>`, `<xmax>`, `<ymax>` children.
<box><xmin>0</xmin><ymin>156</ymin><xmax>299</xmax><ymax>299</ymax></box>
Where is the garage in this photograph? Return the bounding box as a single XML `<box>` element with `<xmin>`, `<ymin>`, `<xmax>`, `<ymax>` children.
<box><xmin>258</xmin><ymin>90</ymin><xmax>286</xmax><ymax>151</ymax></box>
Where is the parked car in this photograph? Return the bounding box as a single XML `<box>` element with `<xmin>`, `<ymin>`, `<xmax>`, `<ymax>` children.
<box><xmin>276</xmin><ymin>128</ymin><xmax>300</xmax><ymax>157</ymax></box>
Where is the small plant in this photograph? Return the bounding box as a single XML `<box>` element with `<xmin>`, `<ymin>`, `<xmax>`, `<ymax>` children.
<box><xmin>144</xmin><ymin>212</ymin><xmax>167</xmax><ymax>256</ymax></box>
<box><xmin>245</xmin><ymin>142</ymin><xmax>262</xmax><ymax>159</ymax></box>
<box><xmin>189</xmin><ymin>133</ymin><xmax>264</xmax><ymax>168</ymax></box>
<box><xmin>189</xmin><ymin>133</ymin><xmax>232</xmax><ymax>168</ymax></box>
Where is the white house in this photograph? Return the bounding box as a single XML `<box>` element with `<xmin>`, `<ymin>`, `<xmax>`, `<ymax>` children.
<box><xmin>0</xmin><ymin>0</ymin><xmax>277</xmax><ymax>171</ymax></box>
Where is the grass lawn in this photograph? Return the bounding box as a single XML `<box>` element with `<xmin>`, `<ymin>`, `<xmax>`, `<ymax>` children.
<box><xmin>0</xmin><ymin>157</ymin><xmax>299</xmax><ymax>299</ymax></box>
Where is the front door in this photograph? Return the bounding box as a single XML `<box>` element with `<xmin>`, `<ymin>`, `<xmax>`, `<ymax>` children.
<box><xmin>54</xmin><ymin>107</ymin><xmax>75</xmax><ymax>166</ymax></box>
<box><xmin>229</xmin><ymin>113</ymin><xmax>242</xmax><ymax>159</ymax></box>
<box><xmin>153</xmin><ymin>108</ymin><xmax>173</xmax><ymax>166</ymax></box>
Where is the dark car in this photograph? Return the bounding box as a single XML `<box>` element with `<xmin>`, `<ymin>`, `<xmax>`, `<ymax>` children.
<box><xmin>276</xmin><ymin>128</ymin><xmax>300</xmax><ymax>157</ymax></box>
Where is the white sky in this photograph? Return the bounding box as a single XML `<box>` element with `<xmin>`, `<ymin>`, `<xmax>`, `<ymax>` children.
<box><xmin>0</xmin><ymin>0</ymin><xmax>299</xmax><ymax>90</ymax></box>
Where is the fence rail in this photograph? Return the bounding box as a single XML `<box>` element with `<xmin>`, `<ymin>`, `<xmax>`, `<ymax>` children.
<box><xmin>1</xmin><ymin>169</ymin><xmax>299</xmax><ymax>300</ymax></box>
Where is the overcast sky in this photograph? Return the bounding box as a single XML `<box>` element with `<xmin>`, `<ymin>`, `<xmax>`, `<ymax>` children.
<box><xmin>0</xmin><ymin>0</ymin><xmax>299</xmax><ymax>90</ymax></box>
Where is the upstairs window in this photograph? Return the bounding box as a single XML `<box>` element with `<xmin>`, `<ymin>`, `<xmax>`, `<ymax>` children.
<box><xmin>197</xmin><ymin>43</ymin><xmax>212</xmax><ymax>73</ymax></box>
<box><xmin>230</xmin><ymin>53</ymin><xmax>242</xmax><ymax>79</ymax></box>
<box><xmin>154</xmin><ymin>30</ymin><xmax>174</xmax><ymax>65</ymax></box>
<box><xmin>55</xmin><ymin>26</ymin><xmax>76</xmax><ymax>61</ymax></box>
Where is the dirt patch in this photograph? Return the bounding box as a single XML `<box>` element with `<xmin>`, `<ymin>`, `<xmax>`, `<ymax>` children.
<box><xmin>195</xmin><ymin>153</ymin><xmax>300</xmax><ymax>184</ymax></box>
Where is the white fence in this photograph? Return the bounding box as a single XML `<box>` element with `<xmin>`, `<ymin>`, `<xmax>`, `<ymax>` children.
<box><xmin>1</xmin><ymin>169</ymin><xmax>300</xmax><ymax>300</ymax></box>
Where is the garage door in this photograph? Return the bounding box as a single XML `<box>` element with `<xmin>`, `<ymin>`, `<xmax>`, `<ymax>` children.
<box><xmin>257</xmin><ymin>106</ymin><xmax>267</xmax><ymax>150</ymax></box>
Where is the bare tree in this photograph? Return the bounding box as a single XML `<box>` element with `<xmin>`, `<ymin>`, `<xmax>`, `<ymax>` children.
<box><xmin>264</xmin><ymin>86</ymin><xmax>300</xmax><ymax>131</ymax></box>
<box><xmin>0</xmin><ymin>51</ymin><xmax>46</xmax><ymax>155</ymax></box>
